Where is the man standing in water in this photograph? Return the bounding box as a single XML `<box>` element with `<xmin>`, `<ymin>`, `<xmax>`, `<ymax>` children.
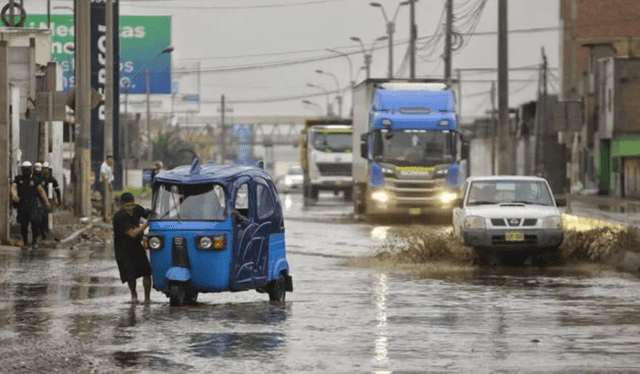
<box><xmin>112</xmin><ymin>192</ymin><xmax>151</xmax><ymax>304</ymax></box>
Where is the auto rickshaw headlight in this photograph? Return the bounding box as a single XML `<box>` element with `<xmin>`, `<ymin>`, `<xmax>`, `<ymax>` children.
<box><xmin>198</xmin><ymin>236</ymin><xmax>213</xmax><ymax>249</ymax></box>
<box><xmin>196</xmin><ymin>235</ymin><xmax>227</xmax><ymax>250</ymax></box>
<box><xmin>147</xmin><ymin>236</ymin><xmax>163</xmax><ymax>250</ymax></box>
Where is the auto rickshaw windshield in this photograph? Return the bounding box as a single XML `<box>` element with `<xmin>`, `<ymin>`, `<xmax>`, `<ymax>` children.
<box><xmin>152</xmin><ymin>183</ymin><xmax>227</xmax><ymax>221</ymax></box>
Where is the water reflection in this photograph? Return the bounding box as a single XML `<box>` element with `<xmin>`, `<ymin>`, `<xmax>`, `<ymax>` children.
<box><xmin>370</xmin><ymin>227</ymin><xmax>389</xmax><ymax>241</ymax></box>
<box><xmin>283</xmin><ymin>194</ymin><xmax>293</xmax><ymax>210</ymax></box>
<box><xmin>188</xmin><ymin>332</ymin><xmax>284</xmax><ymax>358</ymax></box>
<box><xmin>372</xmin><ymin>272</ymin><xmax>389</xmax><ymax>371</ymax></box>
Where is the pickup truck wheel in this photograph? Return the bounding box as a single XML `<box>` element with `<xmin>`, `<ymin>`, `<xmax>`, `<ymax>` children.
<box><xmin>268</xmin><ymin>274</ymin><xmax>286</xmax><ymax>302</ymax></box>
<box><xmin>473</xmin><ymin>248</ymin><xmax>494</xmax><ymax>267</ymax></box>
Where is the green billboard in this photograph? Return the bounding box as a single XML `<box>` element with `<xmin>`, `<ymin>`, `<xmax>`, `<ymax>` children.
<box><xmin>10</xmin><ymin>14</ymin><xmax>172</xmax><ymax>93</ymax></box>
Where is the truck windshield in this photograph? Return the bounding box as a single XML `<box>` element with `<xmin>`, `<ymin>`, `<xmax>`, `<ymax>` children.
<box><xmin>378</xmin><ymin>130</ymin><xmax>454</xmax><ymax>165</ymax></box>
<box><xmin>311</xmin><ymin>131</ymin><xmax>352</xmax><ymax>152</ymax></box>
<box><xmin>152</xmin><ymin>183</ymin><xmax>227</xmax><ymax>221</ymax></box>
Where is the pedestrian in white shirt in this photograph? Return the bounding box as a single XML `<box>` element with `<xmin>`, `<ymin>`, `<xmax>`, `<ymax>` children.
<box><xmin>100</xmin><ymin>155</ymin><xmax>115</xmax><ymax>220</ymax></box>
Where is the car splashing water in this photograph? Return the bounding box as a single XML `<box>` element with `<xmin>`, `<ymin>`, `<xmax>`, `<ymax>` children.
<box><xmin>350</xmin><ymin>214</ymin><xmax>640</xmax><ymax>273</ymax></box>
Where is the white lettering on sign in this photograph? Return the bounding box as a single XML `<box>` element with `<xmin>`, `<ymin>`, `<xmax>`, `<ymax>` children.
<box><xmin>97</xmin><ymin>24</ymin><xmax>107</xmax><ymax>120</ymax></box>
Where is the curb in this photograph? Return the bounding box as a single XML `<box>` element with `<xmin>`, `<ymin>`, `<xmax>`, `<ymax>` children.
<box><xmin>59</xmin><ymin>217</ymin><xmax>104</xmax><ymax>244</ymax></box>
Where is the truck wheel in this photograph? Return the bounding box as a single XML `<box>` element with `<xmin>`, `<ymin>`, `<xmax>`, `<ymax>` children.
<box><xmin>344</xmin><ymin>189</ymin><xmax>353</xmax><ymax>201</ymax></box>
<box><xmin>169</xmin><ymin>283</ymin><xmax>186</xmax><ymax>307</ymax></box>
<box><xmin>268</xmin><ymin>274</ymin><xmax>286</xmax><ymax>302</ymax></box>
<box><xmin>355</xmin><ymin>185</ymin><xmax>367</xmax><ymax>214</ymax></box>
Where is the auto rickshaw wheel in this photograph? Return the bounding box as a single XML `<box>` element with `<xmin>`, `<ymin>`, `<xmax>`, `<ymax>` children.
<box><xmin>268</xmin><ymin>274</ymin><xmax>286</xmax><ymax>302</ymax></box>
<box><xmin>185</xmin><ymin>290</ymin><xmax>198</xmax><ymax>305</ymax></box>
<box><xmin>169</xmin><ymin>283</ymin><xmax>186</xmax><ymax>307</ymax></box>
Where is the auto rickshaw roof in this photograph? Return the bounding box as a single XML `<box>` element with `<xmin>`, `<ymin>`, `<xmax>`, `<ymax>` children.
<box><xmin>153</xmin><ymin>159</ymin><xmax>273</xmax><ymax>186</ymax></box>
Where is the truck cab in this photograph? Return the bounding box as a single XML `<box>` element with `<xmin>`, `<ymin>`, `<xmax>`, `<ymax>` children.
<box><xmin>352</xmin><ymin>79</ymin><xmax>468</xmax><ymax>219</ymax></box>
<box><xmin>300</xmin><ymin>118</ymin><xmax>354</xmax><ymax>201</ymax></box>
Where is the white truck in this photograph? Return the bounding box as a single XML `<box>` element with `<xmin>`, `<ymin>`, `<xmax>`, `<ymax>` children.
<box><xmin>300</xmin><ymin>118</ymin><xmax>354</xmax><ymax>203</ymax></box>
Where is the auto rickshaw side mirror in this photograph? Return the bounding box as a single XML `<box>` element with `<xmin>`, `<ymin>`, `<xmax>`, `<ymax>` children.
<box><xmin>555</xmin><ymin>197</ymin><xmax>567</xmax><ymax>207</ymax></box>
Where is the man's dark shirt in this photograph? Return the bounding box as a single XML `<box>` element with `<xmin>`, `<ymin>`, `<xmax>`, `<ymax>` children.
<box><xmin>14</xmin><ymin>174</ymin><xmax>43</xmax><ymax>204</ymax></box>
<box><xmin>112</xmin><ymin>205</ymin><xmax>150</xmax><ymax>258</ymax></box>
<box><xmin>112</xmin><ymin>205</ymin><xmax>151</xmax><ymax>283</ymax></box>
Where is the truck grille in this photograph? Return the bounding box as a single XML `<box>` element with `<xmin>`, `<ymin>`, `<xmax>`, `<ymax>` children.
<box><xmin>317</xmin><ymin>163</ymin><xmax>352</xmax><ymax>176</ymax></box>
<box><xmin>491</xmin><ymin>218</ymin><xmax>538</xmax><ymax>227</ymax></box>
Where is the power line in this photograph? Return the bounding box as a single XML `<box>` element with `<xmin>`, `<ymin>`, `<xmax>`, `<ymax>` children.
<box><xmin>119</xmin><ymin>0</ymin><xmax>357</xmax><ymax>10</ymax></box>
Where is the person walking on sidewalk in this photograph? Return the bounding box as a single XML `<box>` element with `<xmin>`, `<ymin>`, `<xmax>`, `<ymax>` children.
<box><xmin>39</xmin><ymin>162</ymin><xmax>60</xmax><ymax>239</ymax></box>
<box><xmin>112</xmin><ymin>192</ymin><xmax>152</xmax><ymax>304</ymax></box>
<box><xmin>100</xmin><ymin>155</ymin><xmax>115</xmax><ymax>219</ymax></box>
<box><xmin>11</xmin><ymin>161</ymin><xmax>51</xmax><ymax>249</ymax></box>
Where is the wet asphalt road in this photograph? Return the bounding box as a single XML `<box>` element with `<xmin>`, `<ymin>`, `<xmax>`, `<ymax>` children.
<box><xmin>1</xmin><ymin>192</ymin><xmax>640</xmax><ymax>373</ymax></box>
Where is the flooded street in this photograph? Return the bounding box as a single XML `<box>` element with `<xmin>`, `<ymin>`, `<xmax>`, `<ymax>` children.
<box><xmin>1</xmin><ymin>193</ymin><xmax>640</xmax><ymax>373</ymax></box>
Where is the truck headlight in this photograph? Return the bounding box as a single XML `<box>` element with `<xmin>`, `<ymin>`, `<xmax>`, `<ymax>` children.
<box><xmin>381</xmin><ymin>167</ymin><xmax>394</xmax><ymax>176</ymax></box>
<box><xmin>438</xmin><ymin>120</ymin><xmax>449</xmax><ymax>127</ymax></box>
<box><xmin>381</xmin><ymin>119</ymin><xmax>392</xmax><ymax>126</ymax></box>
<box><xmin>463</xmin><ymin>216</ymin><xmax>485</xmax><ymax>230</ymax></box>
<box><xmin>439</xmin><ymin>191</ymin><xmax>458</xmax><ymax>204</ymax></box>
<box><xmin>436</xmin><ymin>169</ymin><xmax>448</xmax><ymax>176</ymax></box>
<box><xmin>542</xmin><ymin>216</ymin><xmax>563</xmax><ymax>229</ymax></box>
<box><xmin>371</xmin><ymin>190</ymin><xmax>390</xmax><ymax>204</ymax></box>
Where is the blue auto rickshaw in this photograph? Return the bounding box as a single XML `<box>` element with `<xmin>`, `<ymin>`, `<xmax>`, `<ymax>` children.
<box><xmin>144</xmin><ymin>159</ymin><xmax>293</xmax><ymax>306</ymax></box>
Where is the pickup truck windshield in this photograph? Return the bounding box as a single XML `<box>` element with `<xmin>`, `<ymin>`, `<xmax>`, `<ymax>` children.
<box><xmin>311</xmin><ymin>130</ymin><xmax>352</xmax><ymax>152</ymax></box>
<box><xmin>152</xmin><ymin>183</ymin><xmax>226</xmax><ymax>221</ymax></box>
<box><xmin>378</xmin><ymin>130</ymin><xmax>454</xmax><ymax>165</ymax></box>
<box><xmin>466</xmin><ymin>180</ymin><xmax>554</xmax><ymax>206</ymax></box>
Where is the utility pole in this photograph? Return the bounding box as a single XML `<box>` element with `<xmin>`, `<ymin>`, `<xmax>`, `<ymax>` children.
<box><xmin>497</xmin><ymin>0</ymin><xmax>509</xmax><ymax>175</ymax></box>
<box><xmin>444</xmin><ymin>0</ymin><xmax>453</xmax><ymax>84</ymax></box>
<box><xmin>409</xmin><ymin>0</ymin><xmax>417</xmax><ymax>79</ymax></box>
<box><xmin>535</xmin><ymin>47</ymin><xmax>548</xmax><ymax>176</ymax></box>
<box><xmin>104</xmin><ymin>0</ymin><xmax>114</xmax><ymax>221</ymax></box>
<box><xmin>219</xmin><ymin>94</ymin><xmax>226</xmax><ymax>164</ymax></box>
<box><xmin>491</xmin><ymin>81</ymin><xmax>496</xmax><ymax>175</ymax></box>
<box><xmin>75</xmin><ymin>0</ymin><xmax>92</xmax><ymax>217</ymax></box>
<box><xmin>0</xmin><ymin>40</ymin><xmax>10</xmax><ymax>242</ymax></box>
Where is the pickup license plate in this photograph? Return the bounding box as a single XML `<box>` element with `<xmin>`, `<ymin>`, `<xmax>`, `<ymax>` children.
<box><xmin>410</xmin><ymin>208</ymin><xmax>421</xmax><ymax>215</ymax></box>
<box><xmin>505</xmin><ymin>231</ymin><xmax>524</xmax><ymax>242</ymax></box>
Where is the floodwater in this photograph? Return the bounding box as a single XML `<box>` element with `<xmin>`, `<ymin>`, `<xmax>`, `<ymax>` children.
<box><xmin>1</xmin><ymin>193</ymin><xmax>640</xmax><ymax>373</ymax></box>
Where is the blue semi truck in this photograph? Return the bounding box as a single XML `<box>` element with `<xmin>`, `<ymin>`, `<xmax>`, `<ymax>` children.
<box><xmin>352</xmin><ymin>79</ymin><xmax>468</xmax><ymax>219</ymax></box>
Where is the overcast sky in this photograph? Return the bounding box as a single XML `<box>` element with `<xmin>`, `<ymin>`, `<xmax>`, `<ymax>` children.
<box><xmin>29</xmin><ymin>0</ymin><xmax>561</xmax><ymax>121</ymax></box>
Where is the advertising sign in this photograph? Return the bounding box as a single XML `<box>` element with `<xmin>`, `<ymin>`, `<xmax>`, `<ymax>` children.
<box><xmin>91</xmin><ymin>1</ymin><xmax>121</xmax><ymax>189</ymax></box>
<box><xmin>10</xmin><ymin>13</ymin><xmax>172</xmax><ymax>94</ymax></box>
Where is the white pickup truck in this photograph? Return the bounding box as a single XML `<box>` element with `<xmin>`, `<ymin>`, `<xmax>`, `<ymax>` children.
<box><xmin>452</xmin><ymin>175</ymin><xmax>565</xmax><ymax>267</ymax></box>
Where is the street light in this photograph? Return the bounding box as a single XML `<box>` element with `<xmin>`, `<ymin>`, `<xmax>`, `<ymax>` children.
<box><xmin>143</xmin><ymin>45</ymin><xmax>174</xmax><ymax>162</ymax></box>
<box><xmin>326</xmin><ymin>48</ymin><xmax>356</xmax><ymax>117</ymax></box>
<box><xmin>315</xmin><ymin>69</ymin><xmax>342</xmax><ymax>117</ymax></box>
<box><xmin>370</xmin><ymin>1</ymin><xmax>409</xmax><ymax>78</ymax></box>
<box><xmin>325</xmin><ymin>48</ymin><xmax>354</xmax><ymax>88</ymax></box>
<box><xmin>306</xmin><ymin>83</ymin><xmax>332</xmax><ymax>116</ymax></box>
<box><xmin>350</xmin><ymin>36</ymin><xmax>388</xmax><ymax>79</ymax></box>
<box><xmin>302</xmin><ymin>100</ymin><xmax>323</xmax><ymax>115</ymax></box>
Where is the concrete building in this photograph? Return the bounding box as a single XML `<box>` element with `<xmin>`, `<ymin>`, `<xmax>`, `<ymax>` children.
<box><xmin>559</xmin><ymin>0</ymin><xmax>640</xmax><ymax>197</ymax></box>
